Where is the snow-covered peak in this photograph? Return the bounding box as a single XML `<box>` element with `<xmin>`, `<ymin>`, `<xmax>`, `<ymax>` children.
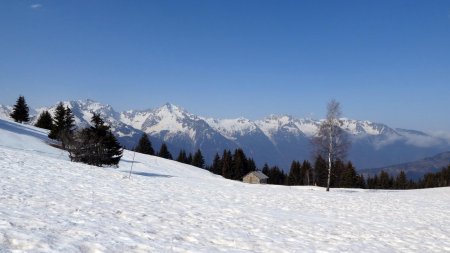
<box><xmin>37</xmin><ymin>99</ymin><xmax>120</xmax><ymax>127</ymax></box>
<box><xmin>340</xmin><ymin>119</ymin><xmax>397</xmax><ymax>136</ymax></box>
<box><xmin>153</xmin><ymin>103</ymin><xmax>193</xmax><ymax>120</ymax></box>
<box><xmin>255</xmin><ymin>115</ymin><xmax>305</xmax><ymax>140</ymax></box>
<box><xmin>0</xmin><ymin>105</ymin><xmax>12</xmax><ymax>120</ymax></box>
<box><xmin>204</xmin><ymin>117</ymin><xmax>258</xmax><ymax>140</ymax></box>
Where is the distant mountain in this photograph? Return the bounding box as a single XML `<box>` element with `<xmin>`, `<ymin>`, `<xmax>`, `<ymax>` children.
<box><xmin>1</xmin><ymin>99</ymin><xmax>449</xmax><ymax>170</ymax></box>
<box><xmin>0</xmin><ymin>105</ymin><xmax>12</xmax><ymax>120</ymax></box>
<box><xmin>360</xmin><ymin>151</ymin><xmax>450</xmax><ymax>180</ymax></box>
<box><xmin>121</xmin><ymin>103</ymin><xmax>238</xmax><ymax>161</ymax></box>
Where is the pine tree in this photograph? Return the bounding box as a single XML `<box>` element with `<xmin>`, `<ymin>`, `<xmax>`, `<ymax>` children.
<box><xmin>60</xmin><ymin>106</ymin><xmax>75</xmax><ymax>148</ymax></box>
<box><xmin>187</xmin><ymin>153</ymin><xmax>193</xmax><ymax>164</ymax></box>
<box><xmin>395</xmin><ymin>170</ymin><xmax>408</xmax><ymax>189</ymax></box>
<box><xmin>68</xmin><ymin>113</ymin><xmax>122</xmax><ymax>167</ymax></box>
<box><xmin>48</xmin><ymin>103</ymin><xmax>75</xmax><ymax>149</ymax></box>
<box><xmin>232</xmin><ymin>149</ymin><xmax>248</xmax><ymax>180</ymax></box>
<box><xmin>191</xmin><ymin>149</ymin><xmax>205</xmax><ymax>169</ymax></box>
<box><xmin>302</xmin><ymin>160</ymin><xmax>313</xmax><ymax>185</ymax></box>
<box><xmin>100</xmin><ymin>130</ymin><xmax>123</xmax><ymax>166</ymax></box>
<box><xmin>356</xmin><ymin>174</ymin><xmax>366</xmax><ymax>189</ymax></box>
<box><xmin>134</xmin><ymin>133</ymin><xmax>154</xmax><ymax>155</ymax></box>
<box><xmin>48</xmin><ymin>102</ymin><xmax>66</xmax><ymax>140</ymax></box>
<box><xmin>247</xmin><ymin>158</ymin><xmax>257</xmax><ymax>173</ymax></box>
<box><xmin>176</xmin><ymin>150</ymin><xmax>188</xmax><ymax>163</ymax></box>
<box><xmin>34</xmin><ymin>111</ymin><xmax>54</xmax><ymax>130</ymax></box>
<box><xmin>211</xmin><ymin>153</ymin><xmax>222</xmax><ymax>175</ymax></box>
<box><xmin>221</xmin><ymin>150</ymin><xmax>233</xmax><ymax>179</ymax></box>
<box><xmin>266</xmin><ymin>166</ymin><xmax>286</xmax><ymax>185</ymax></box>
<box><xmin>10</xmin><ymin>96</ymin><xmax>30</xmax><ymax>123</ymax></box>
<box><xmin>338</xmin><ymin>161</ymin><xmax>358</xmax><ymax>188</ymax></box>
<box><xmin>287</xmin><ymin>160</ymin><xmax>302</xmax><ymax>185</ymax></box>
<box><xmin>314</xmin><ymin>155</ymin><xmax>328</xmax><ymax>187</ymax></box>
<box><xmin>158</xmin><ymin>143</ymin><xmax>173</xmax><ymax>160</ymax></box>
<box><xmin>331</xmin><ymin>160</ymin><xmax>345</xmax><ymax>187</ymax></box>
<box><xmin>379</xmin><ymin>171</ymin><xmax>391</xmax><ymax>189</ymax></box>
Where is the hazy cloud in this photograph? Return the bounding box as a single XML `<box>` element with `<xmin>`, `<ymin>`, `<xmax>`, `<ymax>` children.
<box><xmin>431</xmin><ymin>131</ymin><xmax>450</xmax><ymax>145</ymax></box>
<box><xmin>30</xmin><ymin>4</ymin><xmax>42</xmax><ymax>9</ymax></box>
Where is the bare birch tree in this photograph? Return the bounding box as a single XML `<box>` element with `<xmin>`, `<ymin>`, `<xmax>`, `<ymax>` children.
<box><xmin>314</xmin><ymin>99</ymin><xmax>350</xmax><ymax>191</ymax></box>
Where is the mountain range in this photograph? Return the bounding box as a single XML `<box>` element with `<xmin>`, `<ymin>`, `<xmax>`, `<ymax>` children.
<box><xmin>1</xmin><ymin>99</ymin><xmax>449</xmax><ymax>171</ymax></box>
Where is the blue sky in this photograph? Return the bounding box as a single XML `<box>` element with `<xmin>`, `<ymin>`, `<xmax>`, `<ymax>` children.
<box><xmin>1</xmin><ymin>1</ymin><xmax>450</xmax><ymax>132</ymax></box>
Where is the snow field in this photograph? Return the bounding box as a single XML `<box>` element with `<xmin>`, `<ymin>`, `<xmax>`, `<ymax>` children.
<box><xmin>1</xmin><ymin>119</ymin><xmax>450</xmax><ymax>252</ymax></box>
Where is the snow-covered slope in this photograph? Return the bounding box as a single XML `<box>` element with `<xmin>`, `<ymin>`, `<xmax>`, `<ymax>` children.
<box><xmin>1</xmin><ymin>118</ymin><xmax>450</xmax><ymax>252</ymax></box>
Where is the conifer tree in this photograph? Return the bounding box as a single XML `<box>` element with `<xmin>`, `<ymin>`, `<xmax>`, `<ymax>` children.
<box><xmin>48</xmin><ymin>102</ymin><xmax>66</xmax><ymax>140</ymax></box>
<box><xmin>68</xmin><ymin>113</ymin><xmax>122</xmax><ymax>166</ymax></box>
<box><xmin>158</xmin><ymin>143</ymin><xmax>173</xmax><ymax>160</ymax></box>
<box><xmin>262</xmin><ymin>163</ymin><xmax>270</xmax><ymax>180</ymax></box>
<box><xmin>302</xmin><ymin>160</ymin><xmax>313</xmax><ymax>185</ymax></box>
<box><xmin>60</xmin><ymin>106</ymin><xmax>75</xmax><ymax>147</ymax></box>
<box><xmin>340</xmin><ymin>161</ymin><xmax>358</xmax><ymax>188</ymax></box>
<box><xmin>176</xmin><ymin>150</ymin><xmax>188</xmax><ymax>163</ymax></box>
<box><xmin>314</xmin><ymin>155</ymin><xmax>328</xmax><ymax>187</ymax></box>
<box><xmin>100</xmin><ymin>130</ymin><xmax>123</xmax><ymax>166</ymax></box>
<box><xmin>134</xmin><ymin>133</ymin><xmax>154</xmax><ymax>155</ymax></box>
<box><xmin>232</xmin><ymin>149</ymin><xmax>248</xmax><ymax>180</ymax></box>
<box><xmin>356</xmin><ymin>174</ymin><xmax>366</xmax><ymax>189</ymax></box>
<box><xmin>191</xmin><ymin>149</ymin><xmax>205</xmax><ymax>169</ymax></box>
<box><xmin>287</xmin><ymin>161</ymin><xmax>302</xmax><ymax>186</ymax></box>
<box><xmin>47</xmin><ymin>103</ymin><xmax>75</xmax><ymax>149</ymax></box>
<box><xmin>34</xmin><ymin>111</ymin><xmax>54</xmax><ymax>130</ymax></box>
<box><xmin>10</xmin><ymin>96</ymin><xmax>30</xmax><ymax>123</ymax></box>
<box><xmin>221</xmin><ymin>150</ymin><xmax>233</xmax><ymax>179</ymax></box>
<box><xmin>187</xmin><ymin>153</ymin><xmax>193</xmax><ymax>164</ymax></box>
<box><xmin>265</xmin><ymin>166</ymin><xmax>286</xmax><ymax>185</ymax></box>
<box><xmin>211</xmin><ymin>153</ymin><xmax>222</xmax><ymax>175</ymax></box>
<box><xmin>395</xmin><ymin>170</ymin><xmax>408</xmax><ymax>189</ymax></box>
<box><xmin>379</xmin><ymin>171</ymin><xmax>391</xmax><ymax>189</ymax></box>
<box><xmin>247</xmin><ymin>158</ymin><xmax>257</xmax><ymax>173</ymax></box>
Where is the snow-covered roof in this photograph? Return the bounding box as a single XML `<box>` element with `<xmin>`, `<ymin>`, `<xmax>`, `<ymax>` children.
<box><xmin>244</xmin><ymin>171</ymin><xmax>269</xmax><ymax>180</ymax></box>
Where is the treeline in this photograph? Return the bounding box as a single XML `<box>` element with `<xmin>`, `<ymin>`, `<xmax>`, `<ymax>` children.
<box><xmin>257</xmin><ymin>156</ymin><xmax>365</xmax><ymax>188</ymax></box>
<box><xmin>367</xmin><ymin>166</ymin><xmax>450</xmax><ymax>189</ymax></box>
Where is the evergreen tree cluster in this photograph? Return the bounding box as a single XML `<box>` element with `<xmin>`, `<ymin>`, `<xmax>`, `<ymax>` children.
<box><xmin>287</xmin><ymin>160</ymin><xmax>313</xmax><ymax>186</ymax></box>
<box><xmin>67</xmin><ymin>113</ymin><xmax>123</xmax><ymax>167</ymax></box>
<box><xmin>262</xmin><ymin>164</ymin><xmax>286</xmax><ymax>185</ymax></box>
<box><xmin>259</xmin><ymin>157</ymin><xmax>364</xmax><ymax>188</ymax></box>
<box><xmin>209</xmin><ymin>149</ymin><xmax>257</xmax><ymax>180</ymax></box>
<box><xmin>366</xmin><ymin>165</ymin><xmax>450</xmax><ymax>190</ymax></box>
<box><xmin>311</xmin><ymin>156</ymin><xmax>365</xmax><ymax>188</ymax></box>
<box><xmin>175</xmin><ymin>149</ymin><xmax>205</xmax><ymax>169</ymax></box>
<box><xmin>35</xmin><ymin>111</ymin><xmax>54</xmax><ymax>130</ymax></box>
<box><xmin>48</xmin><ymin>102</ymin><xmax>75</xmax><ymax>149</ymax></box>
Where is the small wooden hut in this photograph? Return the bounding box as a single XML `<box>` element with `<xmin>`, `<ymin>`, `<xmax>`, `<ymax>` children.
<box><xmin>243</xmin><ymin>171</ymin><xmax>269</xmax><ymax>184</ymax></box>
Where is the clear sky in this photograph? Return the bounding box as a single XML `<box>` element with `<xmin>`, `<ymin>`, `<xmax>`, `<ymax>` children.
<box><xmin>1</xmin><ymin>1</ymin><xmax>449</xmax><ymax>133</ymax></box>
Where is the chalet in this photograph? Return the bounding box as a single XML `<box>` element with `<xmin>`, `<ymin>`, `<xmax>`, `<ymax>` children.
<box><xmin>243</xmin><ymin>171</ymin><xmax>269</xmax><ymax>184</ymax></box>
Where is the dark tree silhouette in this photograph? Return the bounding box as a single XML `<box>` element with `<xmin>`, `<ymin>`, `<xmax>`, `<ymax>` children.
<box><xmin>10</xmin><ymin>96</ymin><xmax>30</xmax><ymax>123</ymax></box>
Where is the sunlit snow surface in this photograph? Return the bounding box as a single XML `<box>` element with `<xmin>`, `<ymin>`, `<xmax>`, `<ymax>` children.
<box><xmin>1</xmin><ymin>119</ymin><xmax>450</xmax><ymax>252</ymax></box>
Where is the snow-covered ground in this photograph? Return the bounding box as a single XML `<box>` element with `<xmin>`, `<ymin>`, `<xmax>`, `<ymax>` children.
<box><xmin>1</xmin><ymin>119</ymin><xmax>450</xmax><ymax>253</ymax></box>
